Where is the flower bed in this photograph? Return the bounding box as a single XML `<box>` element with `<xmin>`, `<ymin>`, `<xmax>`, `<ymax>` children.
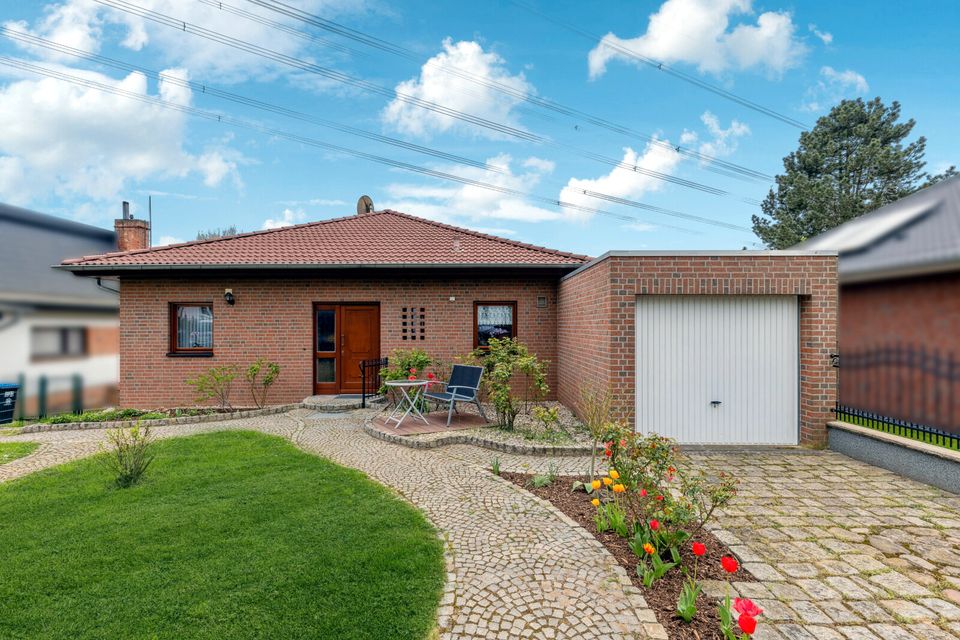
<box><xmin>503</xmin><ymin>471</ymin><xmax>754</xmax><ymax>639</ymax></box>
<box><xmin>501</xmin><ymin>424</ymin><xmax>766</xmax><ymax>640</ymax></box>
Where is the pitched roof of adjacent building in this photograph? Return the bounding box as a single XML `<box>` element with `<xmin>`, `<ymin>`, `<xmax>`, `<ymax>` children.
<box><xmin>60</xmin><ymin>209</ymin><xmax>589</xmax><ymax>273</ymax></box>
<box><xmin>796</xmin><ymin>176</ymin><xmax>960</xmax><ymax>283</ymax></box>
<box><xmin>0</xmin><ymin>203</ymin><xmax>117</xmax><ymax>308</ymax></box>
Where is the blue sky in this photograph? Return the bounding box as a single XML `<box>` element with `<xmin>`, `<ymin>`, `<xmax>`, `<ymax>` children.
<box><xmin>0</xmin><ymin>0</ymin><xmax>956</xmax><ymax>257</ymax></box>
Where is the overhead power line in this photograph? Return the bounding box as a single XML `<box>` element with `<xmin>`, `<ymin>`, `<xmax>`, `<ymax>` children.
<box><xmin>0</xmin><ymin>56</ymin><xmax>752</xmax><ymax>233</ymax></box>
<box><xmin>90</xmin><ymin>0</ymin><xmax>773</xmax><ymax>184</ymax></box>
<box><xmin>508</xmin><ymin>0</ymin><xmax>809</xmax><ymax>130</ymax></box>
<box><xmin>2</xmin><ymin>26</ymin><xmax>760</xmax><ymax>208</ymax></box>
<box><xmin>241</xmin><ymin>0</ymin><xmax>774</xmax><ymax>182</ymax></box>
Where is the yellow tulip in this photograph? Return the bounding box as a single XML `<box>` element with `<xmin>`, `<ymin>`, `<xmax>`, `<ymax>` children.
<box><xmin>591</xmin><ymin>479</ymin><xmax>602</xmax><ymax>490</ymax></box>
<box><xmin>609</xmin><ymin>469</ymin><xmax>620</xmax><ymax>480</ymax></box>
<box><xmin>612</xmin><ymin>483</ymin><xmax>626</xmax><ymax>493</ymax></box>
<box><xmin>591</xmin><ymin>498</ymin><xmax>600</xmax><ymax>507</ymax></box>
<box><xmin>602</xmin><ymin>477</ymin><xmax>613</xmax><ymax>486</ymax></box>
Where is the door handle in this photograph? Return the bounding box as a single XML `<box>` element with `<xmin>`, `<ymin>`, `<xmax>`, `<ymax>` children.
<box><xmin>710</xmin><ymin>400</ymin><xmax>722</xmax><ymax>407</ymax></box>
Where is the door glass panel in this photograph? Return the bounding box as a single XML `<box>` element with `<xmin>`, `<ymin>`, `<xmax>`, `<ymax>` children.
<box><xmin>316</xmin><ymin>309</ymin><xmax>335</xmax><ymax>352</ymax></box>
<box><xmin>316</xmin><ymin>357</ymin><xmax>336</xmax><ymax>383</ymax></box>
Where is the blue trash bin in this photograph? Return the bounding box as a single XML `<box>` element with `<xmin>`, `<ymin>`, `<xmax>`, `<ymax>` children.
<box><xmin>0</xmin><ymin>383</ymin><xmax>19</xmax><ymax>424</ymax></box>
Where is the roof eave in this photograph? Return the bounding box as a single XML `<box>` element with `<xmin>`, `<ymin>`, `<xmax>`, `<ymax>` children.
<box><xmin>840</xmin><ymin>257</ymin><xmax>960</xmax><ymax>285</ymax></box>
<box><xmin>57</xmin><ymin>261</ymin><xmax>587</xmax><ymax>276</ymax></box>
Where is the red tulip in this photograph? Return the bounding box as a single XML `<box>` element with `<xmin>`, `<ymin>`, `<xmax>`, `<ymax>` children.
<box><xmin>734</xmin><ymin>598</ymin><xmax>763</xmax><ymax>618</ymax></box>
<box><xmin>656</xmin><ymin>495</ymin><xmax>664</xmax><ymax>501</ymax></box>
<box><xmin>408</xmin><ymin>375</ymin><xmax>417</xmax><ymax>381</ymax></box>
<box><xmin>619</xmin><ymin>438</ymin><xmax>627</xmax><ymax>447</ymax></box>
<box><xmin>649</xmin><ymin>519</ymin><xmax>660</xmax><ymax>531</ymax></box>
<box><xmin>737</xmin><ymin>614</ymin><xmax>757</xmax><ymax>635</ymax></box>
<box><xmin>721</xmin><ymin>556</ymin><xmax>739</xmax><ymax>574</ymax></box>
<box><xmin>692</xmin><ymin>542</ymin><xmax>706</xmax><ymax>557</ymax></box>
<box><xmin>604</xmin><ymin>449</ymin><xmax>612</xmax><ymax>458</ymax></box>
<box><xmin>427</xmin><ymin>372</ymin><xmax>435</xmax><ymax>380</ymax></box>
<box><xmin>640</xmin><ymin>488</ymin><xmax>648</xmax><ymax>497</ymax></box>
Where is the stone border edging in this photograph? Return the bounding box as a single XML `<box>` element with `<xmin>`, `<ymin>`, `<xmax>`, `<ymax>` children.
<box><xmin>361</xmin><ymin>419</ymin><xmax>600</xmax><ymax>457</ymax></box>
<box><xmin>18</xmin><ymin>404</ymin><xmax>303</xmax><ymax>434</ymax></box>
<box><xmin>828</xmin><ymin>420</ymin><xmax>960</xmax><ymax>494</ymax></box>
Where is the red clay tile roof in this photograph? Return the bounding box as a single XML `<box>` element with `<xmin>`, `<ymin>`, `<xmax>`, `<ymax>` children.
<box><xmin>61</xmin><ymin>210</ymin><xmax>589</xmax><ymax>270</ymax></box>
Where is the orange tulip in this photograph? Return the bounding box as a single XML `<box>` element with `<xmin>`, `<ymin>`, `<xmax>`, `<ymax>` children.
<box><xmin>642</xmin><ymin>543</ymin><xmax>656</xmax><ymax>555</ymax></box>
<box><xmin>591</xmin><ymin>498</ymin><xmax>600</xmax><ymax>507</ymax></box>
<box><xmin>602</xmin><ymin>477</ymin><xmax>613</xmax><ymax>486</ymax></box>
<box><xmin>609</xmin><ymin>469</ymin><xmax>620</xmax><ymax>480</ymax></box>
<box><xmin>612</xmin><ymin>483</ymin><xmax>626</xmax><ymax>493</ymax></box>
<box><xmin>591</xmin><ymin>479</ymin><xmax>602</xmax><ymax>490</ymax></box>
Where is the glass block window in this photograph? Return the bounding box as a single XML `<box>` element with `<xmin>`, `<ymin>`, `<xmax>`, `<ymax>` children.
<box><xmin>401</xmin><ymin>306</ymin><xmax>426</xmax><ymax>341</ymax></box>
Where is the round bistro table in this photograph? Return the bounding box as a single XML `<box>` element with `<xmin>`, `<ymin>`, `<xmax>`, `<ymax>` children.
<box><xmin>383</xmin><ymin>379</ymin><xmax>431</xmax><ymax>428</ymax></box>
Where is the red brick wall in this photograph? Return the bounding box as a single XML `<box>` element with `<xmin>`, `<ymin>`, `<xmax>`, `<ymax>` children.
<box><xmin>559</xmin><ymin>254</ymin><xmax>838</xmax><ymax>445</ymax></box>
<box><xmin>840</xmin><ymin>273</ymin><xmax>960</xmax><ymax>429</ymax></box>
<box><xmin>118</xmin><ymin>274</ymin><xmax>558</xmax><ymax>408</ymax></box>
<box><xmin>114</xmin><ymin>219</ymin><xmax>150</xmax><ymax>252</ymax></box>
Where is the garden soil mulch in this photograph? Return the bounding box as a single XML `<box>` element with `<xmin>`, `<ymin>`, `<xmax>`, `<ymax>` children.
<box><xmin>501</xmin><ymin>472</ymin><xmax>755</xmax><ymax>640</ymax></box>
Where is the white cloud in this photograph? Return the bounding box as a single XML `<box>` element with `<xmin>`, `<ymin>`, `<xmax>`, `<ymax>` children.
<box><xmin>4</xmin><ymin>0</ymin><xmax>370</xmax><ymax>83</ymax></box>
<box><xmin>0</xmin><ymin>66</ymin><xmax>243</xmax><ymax>207</ymax></box>
<box><xmin>262</xmin><ymin>207</ymin><xmax>307</xmax><ymax>229</ymax></box>
<box><xmin>382</xmin><ymin>38</ymin><xmax>534</xmax><ymax>138</ymax></box>
<box><xmin>558</xmin><ymin>140</ymin><xmax>683</xmax><ymax>221</ymax></box>
<box><xmin>808</xmin><ymin>23</ymin><xmax>833</xmax><ymax>45</ymax></box>
<box><xmin>686</xmin><ymin>111</ymin><xmax>750</xmax><ymax>159</ymax></box>
<box><xmin>383</xmin><ymin>154</ymin><xmax>561</xmax><ymax>224</ymax></box>
<box><xmin>802</xmin><ymin>66</ymin><xmax>869</xmax><ymax>112</ymax></box>
<box><xmin>588</xmin><ymin>0</ymin><xmax>807</xmax><ymax>77</ymax></box>
<box><xmin>156</xmin><ymin>234</ymin><xmax>185</xmax><ymax>246</ymax></box>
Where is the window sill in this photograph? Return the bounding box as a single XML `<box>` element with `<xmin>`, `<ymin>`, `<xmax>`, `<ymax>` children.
<box><xmin>166</xmin><ymin>352</ymin><xmax>214</xmax><ymax>358</ymax></box>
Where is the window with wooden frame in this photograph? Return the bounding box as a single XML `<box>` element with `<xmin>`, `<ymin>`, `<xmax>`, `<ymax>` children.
<box><xmin>169</xmin><ymin>303</ymin><xmax>214</xmax><ymax>355</ymax></box>
<box><xmin>474</xmin><ymin>301</ymin><xmax>516</xmax><ymax>348</ymax></box>
<box><xmin>31</xmin><ymin>327</ymin><xmax>87</xmax><ymax>360</ymax></box>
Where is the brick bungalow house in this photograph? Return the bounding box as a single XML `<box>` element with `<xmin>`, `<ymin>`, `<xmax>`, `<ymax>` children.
<box><xmin>60</xmin><ymin>204</ymin><xmax>838</xmax><ymax>445</ymax></box>
<box><xmin>798</xmin><ymin>175</ymin><xmax>960</xmax><ymax>432</ymax></box>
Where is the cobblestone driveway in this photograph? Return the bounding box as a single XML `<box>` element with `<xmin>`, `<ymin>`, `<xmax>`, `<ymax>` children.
<box><xmin>694</xmin><ymin>451</ymin><xmax>960</xmax><ymax>640</ymax></box>
<box><xmin>4</xmin><ymin>415</ymin><xmax>960</xmax><ymax>639</ymax></box>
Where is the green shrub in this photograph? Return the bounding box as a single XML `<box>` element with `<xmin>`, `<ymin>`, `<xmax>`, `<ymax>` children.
<box><xmin>187</xmin><ymin>365</ymin><xmax>238</xmax><ymax>410</ymax></box>
<box><xmin>44</xmin><ymin>409</ymin><xmax>166</xmax><ymax>424</ymax></box>
<box><xmin>246</xmin><ymin>358</ymin><xmax>281</xmax><ymax>408</ymax></box>
<box><xmin>470</xmin><ymin>338</ymin><xmax>547</xmax><ymax>431</ymax></box>
<box><xmin>380</xmin><ymin>349</ymin><xmax>434</xmax><ymax>407</ymax></box>
<box><xmin>98</xmin><ymin>424</ymin><xmax>156</xmax><ymax>488</ymax></box>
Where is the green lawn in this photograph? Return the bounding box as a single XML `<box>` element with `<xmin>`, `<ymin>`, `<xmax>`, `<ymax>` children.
<box><xmin>0</xmin><ymin>431</ymin><xmax>444</xmax><ymax>640</ymax></box>
<box><xmin>0</xmin><ymin>441</ymin><xmax>37</xmax><ymax>464</ymax></box>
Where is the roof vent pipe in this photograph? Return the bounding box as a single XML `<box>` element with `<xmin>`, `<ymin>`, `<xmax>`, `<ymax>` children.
<box><xmin>122</xmin><ymin>201</ymin><xmax>131</xmax><ymax>219</ymax></box>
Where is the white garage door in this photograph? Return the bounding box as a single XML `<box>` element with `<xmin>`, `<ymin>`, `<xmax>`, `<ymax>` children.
<box><xmin>635</xmin><ymin>295</ymin><xmax>799</xmax><ymax>445</ymax></box>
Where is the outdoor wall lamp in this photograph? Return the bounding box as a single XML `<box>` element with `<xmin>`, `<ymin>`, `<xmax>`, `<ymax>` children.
<box><xmin>224</xmin><ymin>289</ymin><xmax>236</xmax><ymax>305</ymax></box>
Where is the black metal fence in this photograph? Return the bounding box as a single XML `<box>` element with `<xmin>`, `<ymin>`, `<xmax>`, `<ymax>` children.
<box><xmin>359</xmin><ymin>357</ymin><xmax>388</xmax><ymax>409</ymax></box>
<box><xmin>833</xmin><ymin>404</ymin><xmax>960</xmax><ymax>451</ymax></box>
<box><xmin>835</xmin><ymin>343</ymin><xmax>960</xmax><ymax>447</ymax></box>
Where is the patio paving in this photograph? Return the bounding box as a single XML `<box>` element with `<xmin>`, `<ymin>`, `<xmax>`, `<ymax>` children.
<box><xmin>3</xmin><ymin>414</ymin><xmax>960</xmax><ymax>638</ymax></box>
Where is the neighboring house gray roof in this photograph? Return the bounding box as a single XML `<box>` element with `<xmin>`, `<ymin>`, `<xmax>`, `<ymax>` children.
<box><xmin>0</xmin><ymin>203</ymin><xmax>118</xmax><ymax>309</ymax></box>
<box><xmin>796</xmin><ymin>175</ymin><xmax>960</xmax><ymax>283</ymax></box>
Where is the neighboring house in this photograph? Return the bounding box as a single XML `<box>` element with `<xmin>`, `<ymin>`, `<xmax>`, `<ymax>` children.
<box><xmin>797</xmin><ymin>175</ymin><xmax>960</xmax><ymax>432</ymax></box>
<box><xmin>59</xmin><ymin>201</ymin><xmax>838</xmax><ymax>445</ymax></box>
<box><xmin>0</xmin><ymin>203</ymin><xmax>120</xmax><ymax>416</ymax></box>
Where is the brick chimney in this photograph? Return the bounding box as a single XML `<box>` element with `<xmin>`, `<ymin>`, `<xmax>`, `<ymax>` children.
<box><xmin>114</xmin><ymin>200</ymin><xmax>150</xmax><ymax>252</ymax></box>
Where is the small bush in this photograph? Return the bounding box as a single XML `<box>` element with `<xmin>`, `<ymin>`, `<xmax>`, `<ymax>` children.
<box><xmin>470</xmin><ymin>338</ymin><xmax>548</xmax><ymax>431</ymax></box>
<box><xmin>44</xmin><ymin>409</ymin><xmax>165</xmax><ymax>424</ymax></box>
<box><xmin>246</xmin><ymin>358</ymin><xmax>281</xmax><ymax>408</ymax></box>
<box><xmin>187</xmin><ymin>365</ymin><xmax>237</xmax><ymax>410</ymax></box>
<box><xmin>98</xmin><ymin>424</ymin><xmax>156</xmax><ymax>488</ymax></box>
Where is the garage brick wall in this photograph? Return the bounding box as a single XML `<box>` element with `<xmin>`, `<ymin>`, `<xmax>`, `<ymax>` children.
<box><xmin>118</xmin><ymin>274</ymin><xmax>558</xmax><ymax>408</ymax></box>
<box><xmin>558</xmin><ymin>253</ymin><xmax>839</xmax><ymax>445</ymax></box>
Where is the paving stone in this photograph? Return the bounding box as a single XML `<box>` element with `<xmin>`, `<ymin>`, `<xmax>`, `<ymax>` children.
<box><xmin>868</xmin><ymin>535</ymin><xmax>910</xmax><ymax>555</ymax></box>
<box><xmin>919</xmin><ymin>597</ymin><xmax>960</xmax><ymax>621</ymax></box>
<box><xmin>743</xmin><ymin>562</ymin><xmax>786</xmax><ymax>582</ymax></box>
<box><xmin>879</xmin><ymin>599</ymin><xmax>938</xmax><ymax>622</ymax></box>
<box><xmin>865</xmin><ymin>624</ymin><xmax>921</xmax><ymax>640</ymax></box>
<box><xmin>943</xmin><ymin>589</ymin><xmax>960</xmax><ymax>606</ymax></box>
<box><xmin>817</xmin><ymin>599</ymin><xmax>862</xmax><ymax>624</ymax></box>
<box><xmin>906</xmin><ymin>623</ymin><xmax>958</xmax><ymax>640</ymax></box>
<box><xmin>824</xmin><ymin>576</ymin><xmax>873</xmax><ymax>600</ymax></box>
<box><xmin>787</xmin><ymin>600</ymin><xmax>831</xmax><ymax>625</ymax></box>
<box><xmin>867</xmin><ymin>572</ymin><xmax>932</xmax><ymax>598</ymax></box>
<box><xmin>794</xmin><ymin>578</ymin><xmax>842</xmax><ymax>601</ymax></box>
<box><xmin>771</xmin><ymin>623</ymin><xmax>817</xmax><ymax>639</ymax></box>
<box><xmin>778</xmin><ymin>563</ymin><xmax>821</xmax><ymax>579</ymax></box>
<box><xmin>836</xmin><ymin>627</ymin><xmax>882</xmax><ymax>640</ymax></box>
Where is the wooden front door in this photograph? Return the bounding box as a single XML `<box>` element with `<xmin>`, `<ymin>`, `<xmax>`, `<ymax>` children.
<box><xmin>313</xmin><ymin>303</ymin><xmax>379</xmax><ymax>395</ymax></box>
